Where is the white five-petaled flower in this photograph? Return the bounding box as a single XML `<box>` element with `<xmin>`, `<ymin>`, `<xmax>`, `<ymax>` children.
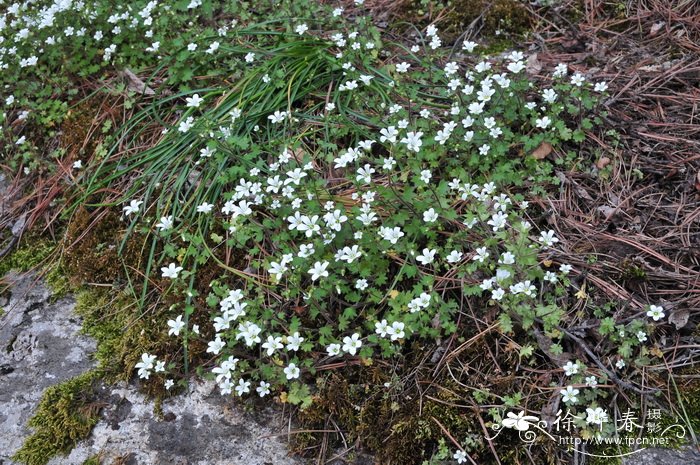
<box><xmin>646</xmin><ymin>305</ymin><xmax>665</xmax><ymax>321</ymax></box>
<box><xmin>416</xmin><ymin>248</ymin><xmax>437</xmax><ymax>266</ymax></box>
<box><xmin>446</xmin><ymin>250</ymin><xmax>463</xmax><ymax>263</ymax></box>
<box><xmin>560</xmin><ymin>385</ymin><xmax>579</xmax><ymax>404</ymax></box>
<box><xmin>135</xmin><ymin>353</ymin><xmax>157</xmax><ymax>379</ymax></box>
<box><xmin>207</xmin><ymin>336</ymin><xmax>226</xmax><ymax>355</ymax></box>
<box><xmin>295</xmin><ymin>23</ymin><xmax>308</xmax><ymax>35</ymax></box>
<box><xmin>257</xmin><ymin>381</ymin><xmax>271</xmax><ymax>397</ymax></box>
<box><xmin>326</xmin><ymin>343</ymin><xmax>341</xmax><ymax>356</ymax></box>
<box><xmin>284</xmin><ymin>363</ymin><xmax>301</xmax><ymax>380</ymax></box>
<box><xmin>123</xmin><ymin>200</ymin><xmax>143</xmax><ymax>216</ymax></box>
<box><xmin>342</xmin><ymin>333</ymin><xmax>362</xmax><ymax>355</ymax></box>
<box><xmin>453</xmin><ymin>450</ymin><xmax>468</xmax><ymax>464</ymax></box>
<box><xmin>309</xmin><ymin>261</ymin><xmax>329</xmax><ymax>281</ymax></box>
<box><xmin>167</xmin><ymin>315</ymin><xmax>185</xmax><ymax>336</ymax></box>
<box><xmin>423</xmin><ymin>208</ymin><xmax>438</xmax><ymax>223</ymax></box>
<box><xmin>186</xmin><ymin>94</ymin><xmax>204</xmax><ymax>108</ymax></box>
<box><xmin>262</xmin><ymin>335</ymin><xmax>283</xmax><ymax>356</ymax></box>
<box><xmin>396</xmin><ymin>62</ymin><xmax>410</xmax><ymax>73</ymax></box>
<box><xmin>161</xmin><ymin>263</ymin><xmax>184</xmax><ymax>279</ymax></box>
<box><xmin>539</xmin><ymin>230</ymin><xmax>560</xmax><ymax>248</ymax></box>
<box><xmin>401</xmin><ymin>131</ymin><xmax>423</xmax><ymax>152</ymax></box>
<box><xmin>268</xmin><ymin>110</ymin><xmax>287</xmax><ymax>124</ymax></box>
<box><xmin>286</xmin><ymin>332</ymin><xmax>304</xmax><ymax>352</ymax></box>
<box><xmin>563</xmin><ymin>361</ymin><xmax>579</xmax><ymax>376</ymax></box>
<box><xmin>156</xmin><ymin>215</ymin><xmax>174</xmax><ymax>231</ymax></box>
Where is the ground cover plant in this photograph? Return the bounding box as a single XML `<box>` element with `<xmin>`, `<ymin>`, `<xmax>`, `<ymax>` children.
<box><xmin>1</xmin><ymin>0</ymin><xmax>699</xmax><ymax>464</ymax></box>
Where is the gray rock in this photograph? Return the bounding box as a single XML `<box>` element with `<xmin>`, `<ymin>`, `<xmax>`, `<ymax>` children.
<box><xmin>0</xmin><ymin>272</ymin><xmax>96</xmax><ymax>463</ymax></box>
<box><xmin>0</xmin><ymin>273</ymin><xmax>304</xmax><ymax>465</ymax></box>
<box><xmin>622</xmin><ymin>446</ymin><xmax>700</xmax><ymax>465</ymax></box>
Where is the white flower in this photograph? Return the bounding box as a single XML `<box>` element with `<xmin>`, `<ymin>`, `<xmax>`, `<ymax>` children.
<box><xmin>186</xmin><ymin>94</ymin><xmax>204</xmax><ymax>108</ymax></box>
<box><xmin>462</xmin><ymin>41</ymin><xmax>478</xmax><ymax>52</ymax></box>
<box><xmin>245</xmin><ymin>52</ymin><xmax>255</xmax><ymax>63</ymax></box>
<box><xmin>257</xmin><ymin>381</ymin><xmax>271</xmax><ymax>397</ymax></box>
<box><xmin>553</xmin><ymin>63</ymin><xmax>568</xmax><ymax>77</ymax></box>
<box><xmin>284</xmin><ymin>363</ymin><xmax>301</xmax><ymax>380</ymax></box>
<box><xmin>309</xmin><ymin>261</ymin><xmax>330</xmax><ymax>281</ymax></box>
<box><xmin>570</xmin><ymin>72</ymin><xmax>585</xmax><ymax>86</ymax></box>
<box><xmin>156</xmin><ymin>215</ymin><xmax>174</xmax><ymax>231</ymax></box>
<box><xmin>207</xmin><ymin>336</ymin><xmax>226</xmax><ymax>355</ymax></box>
<box><xmin>446</xmin><ymin>250</ymin><xmax>463</xmax><ymax>263</ymax></box>
<box><xmin>375</xmin><ymin>319</ymin><xmax>389</xmax><ymax>337</ymax></box>
<box><xmin>72</xmin><ymin>160</ymin><xmax>83</xmax><ymax>169</ymax></box>
<box><xmin>560</xmin><ymin>385</ymin><xmax>579</xmax><ymax>404</ymax></box>
<box><xmin>453</xmin><ymin>450</ymin><xmax>467</xmax><ymax>464</ymax></box>
<box><xmin>165</xmin><ymin>379</ymin><xmax>174</xmax><ymax>390</ymax></box>
<box><xmin>420</xmin><ymin>169</ymin><xmax>431</xmax><ymax>183</ymax></box>
<box><xmin>539</xmin><ymin>230</ymin><xmax>560</xmax><ymax>248</ymax></box>
<box><xmin>356</xmin><ymin>164</ymin><xmax>376</xmax><ymax>184</ymax></box>
<box><xmin>507</xmin><ymin>61</ymin><xmax>525</xmax><ymax>73</ymax></box>
<box><xmin>473</xmin><ymin>247</ymin><xmax>490</xmax><ymax>263</ymax></box>
<box><xmin>563</xmin><ymin>361</ymin><xmax>579</xmax><ymax>376</ymax></box>
<box><xmin>286</xmin><ymin>332</ymin><xmax>304</xmax><ymax>352</ymax></box>
<box><xmin>646</xmin><ymin>305</ymin><xmax>665</xmax><ymax>321</ymax></box>
<box><xmin>401</xmin><ymin>131</ymin><xmax>423</xmax><ymax>152</ymax></box>
<box><xmin>235</xmin><ymin>378</ymin><xmax>251</xmax><ymax>396</ymax></box>
<box><xmin>123</xmin><ymin>200</ymin><xmax>143</xmax><ymax>216</ymax></box>
<box><xmin>342</xmin><ymin>333</ymin><xmax>362</xmax><ymax>355</ymax></box>
<box><xmin>167</xmin><ymin>315</ymin><xmax>185</xmax><ymax>336</ymax></box>
<box><xmin>544</xmin><ymin>271</ymin><xmax>558</xmax><ymax>283</ymax></box>
<box><xmin>326</xmin><ymin>343</ymin><xmax>341</xmax><ymax>356</ymax></box>
<box><xmin>262</xmin><ymin>335</ymin><xmax>283</xmax><ymax>356</ymax></box>
<box><xmin>585</xmin><ymin>376</ymin><xmax>598</xmax><ymax>388</ymax></box>
<box><xmin>560</xmin><ymin>264</ymin><xmax>573</xmax><ymax>274</ymax></box>
<box><xmin>396</xmin><ymin>62</ymin><xmax>410</xmax><ymax>73</ymax></box>
<box><xmin>416</xmin><ymin>248</ymin><xmax>437</xmax><ymax>266</ymax></box>
<box><xmin>491</xmin><ymin>288</ymin><xmax>505</xmax><ymax>301</ymax></box>
<box><xmin>542</xmin><ymin>88</ymin><xmax>557</xmax><ymax>103</ymax></box>
<box><xmin>268</xmin><ymin>261</ymin><xmax>288</xmax><ymax>282</ymax></box>
<box><xmin>616</xmin><ymin>359</ymin><xmax>626</xmax><ymax>369</ymax></box>
<box><xmin>594</xmin><ymin>81</ymin><xmax>608</xmax><ymax>92</ymax></box>
<box><xmin>295</xmin><ymin>23</ymin><xmax>308</xmax><ymax>35</ymax></box>
<box><xmin>161</xmin><ymin>263</ymin><xmax>184</xmax><ymax>279</ymax></box>
<box><xmin>196</xmin><ymin>202</ymin><xmax>214</xmax><ymax>213</ymax></box>
<box><xmin>423</xmin><ymin>208</ymin><xmax>439</xmax><ymax>223</ymax></box>
<box><xmin>135</xmin><ymin>353</ymin><xmax>157</xmax><ymax>379</ymax></box>
<box><xmin>178</xmin><ymin>116</ymin><xmax>195</xmax><ymax>132</ymax></box>
<box><xmin>356</xmin><ymin>279</ymin><xmax>369</xmax><ymax>290</ymax></box>
<box><xmin>379</xmin><ymin>126</ymin><xmax>398</xmax><ymax>143</ymax></box>
<box><xmin>637</xmin><ymin>331</ymin><xmax>647</xmax><ymax>343</ymax></box>
<box><xmin>499</xmin><ymin>252</ymin><xmax>515</xmax><ymax>265</ymax></box>
<box><xmin>535</xmin><ymin>116</ymin><xmax>552</xmax><ymax>129</ymax></box>
<box><xmin>268</xmin><ymin>110</ymin><xmax>287</xmax><ymax>124</ymax></box>
<box><xmin>388</xmin><ymin>321</ymin><xmax>405</xmax><ymax>341</ymax></box>
<box><xmin>378</xmin><ymin>226</ymin><xmax>404</xmax><ymax>244</ymax></box>
<box><xmin>487</xmin><ymin>211</ymin><xmax>507</xmax><ymax>231</ymax></box>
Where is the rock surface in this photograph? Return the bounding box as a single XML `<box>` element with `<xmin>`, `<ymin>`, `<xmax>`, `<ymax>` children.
<box><xmin>0</xmin><ymin>273</ymin><xmax>96</xmax><ymax>463</ymax></box>
<box><xmin>0</xmin><ymin>273</ymin><xmax>302</xmax><ymax>465</ymax></box>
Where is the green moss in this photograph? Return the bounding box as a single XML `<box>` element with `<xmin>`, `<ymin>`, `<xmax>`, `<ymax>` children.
<box><xmin>0</xmin><ymin>236</ymin><xmax>56</xmax><ymax>278</ymax></box>
<box><xmin>12</xmin><ymin>371</ymin><xmax>101</xmax><ymax>465</ymax></box>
